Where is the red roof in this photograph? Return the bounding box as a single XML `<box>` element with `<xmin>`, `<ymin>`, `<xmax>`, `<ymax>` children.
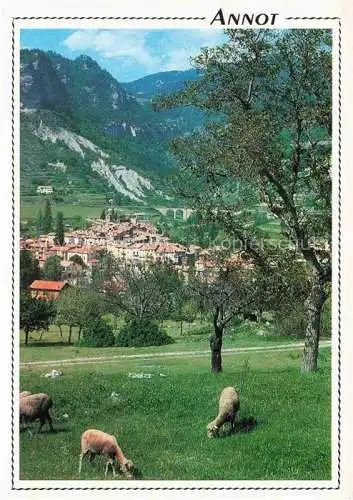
<box><xmin>30</xmin><ymin>280</ymin><xmax>67</xmax><ymax>292</ymax></box>
<box><xmin>67</xmin><ymin>246</ymin><xmax>96</xmax><ymax>254</ymax></box>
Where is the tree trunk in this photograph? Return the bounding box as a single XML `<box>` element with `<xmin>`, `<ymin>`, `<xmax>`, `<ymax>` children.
<box><xmin>58</xmin><ymin>325</ymin><xmax>63</xmax><ymax>338</ymax></box>
<box><xmin>25</xmin><ymin>329</ymin><xmax>29</xmax><ymax>346</ymax></box>
<box><xmin>210</xmin><ymin>324</ymin><xmax>223</xmax><ymax>373</ymax></box>
<box><xmin>180</xmin><ymin>320</ymin><xmax>183</xmax><ymax>336</ymax></box>
<box><xmin>68</xmin><ymin>325</ymin><xmax>72</xmax><ymax>345</ymax></box>
<box><xmin>301</xmin><ymin>279</ymin><xmax>327</xmax><ymax>373</ymax></box>
<box><xmin>78</xmin><ymin>326</ymin><xmax>82</xmax><ymax>341</ymax></box>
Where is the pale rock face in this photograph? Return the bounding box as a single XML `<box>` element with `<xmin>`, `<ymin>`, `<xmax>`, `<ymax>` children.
<box><xmin>31</xmin><ymin>123</ymin><xmax>158</xmax><ymax>202</ymax></box>
<box><xmin>20</xmin><ymin>73</ymin><xmax>34</xmax><ymax>92</ymax></box>
<box><xmin>33</xmin><ymin>122</ymin><xmax>109</xmax><ymax>159</ymax></box>
<box><xmin>20</xmin><ymin>107</ymin><xmax>37</xmax><ymax>113</ymax></box>
<box><xmin>113</xmin><ymin>165</ymin><xmax>152</xmax><ymax>196</ymax></box>
<box><xmin>111</xmin><ymin>91</ymin><xmax>121</xmax><ymax>110</ymax></box>
<box><xmin>91</xmin><ymin>160</ymin><xmax>152</xmax><ymax>202</ymax></box>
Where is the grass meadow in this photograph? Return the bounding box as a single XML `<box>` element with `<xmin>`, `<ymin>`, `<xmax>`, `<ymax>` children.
<box><xmin>19</xmin><ymin>346</ymin><xmax>331</xmax><ymax>481</ymax></box>
<box><xmin>20</xmin><ymin>320</ymin><xmax>307</xmax><ymax>363</ymax></box>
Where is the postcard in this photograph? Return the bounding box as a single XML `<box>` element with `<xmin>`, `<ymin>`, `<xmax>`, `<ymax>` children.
<box><xmin>0</xmin><ymin>0</ymin><xmax>352</xmax><ymax>498</ymax></box>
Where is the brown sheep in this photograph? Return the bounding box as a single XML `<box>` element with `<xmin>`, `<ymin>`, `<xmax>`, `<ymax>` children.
<box><xmin>79</xmin><ymin>429</ymin><xmax>134</xmax><ymax>478</ymax></box>
<box><xmin>20</xmin><ymin>391</ymin><xmax>32</xmax><ymax>399</ymax></box>
<box><xmin>207</xmin><ymin>386</ymin><xmax>240</xmax><ymax>438</ymax></box>
<box><xmin>19</xmin><ymin>392</ymin><xmax>54</xmax><ymax>433</ymax></box>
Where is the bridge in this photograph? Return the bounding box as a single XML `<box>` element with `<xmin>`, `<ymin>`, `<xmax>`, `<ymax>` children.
<box><xmin>154</xmin><ymin>207</ymin><xmax>195</xmax><ymax>221</ymax></box>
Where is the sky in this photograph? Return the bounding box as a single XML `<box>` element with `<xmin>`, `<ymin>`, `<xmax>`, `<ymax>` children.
<box><xmin>20</xmin><ymin>29</ymin><xmax>226</xmax><ymax>82</ymax></box>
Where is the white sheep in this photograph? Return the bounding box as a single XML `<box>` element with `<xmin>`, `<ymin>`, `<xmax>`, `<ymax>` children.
<box><xmin>207</xmin><ymin>386</ymin><xmax>240</xmax><ymax>438</ymax></box>
<box><xmin>20</xmin><ymin>391</ymin><xmax>32</xmax><ymax>399</ymax></box>
<box><xmin>79</xmin><ymin>429</ymin><xmax>134</xmax><ymax>478</ymax></box>
<box><xmin>19</xmin><ymin>392</ymin><xmax>54</xmax><ymax>433</ymax></box>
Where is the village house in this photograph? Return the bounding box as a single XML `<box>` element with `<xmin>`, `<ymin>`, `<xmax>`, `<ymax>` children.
<box><xmin>22</xmin><ymin>238</ymin><xmax>51</xmax><ymax>260</ymax></box>
<box><xmin>155</xmin><ymin>242</ymin><xmax>187</xmax><ymax>265</ymax></box>
<box><xmin>64</xmin><ymin>231</ymin><xmax>86</xmax><ymax>246</ymax></box>
<box><xmin>36</xmin><ymin>185</ymin><xmax>53</xmax><ymax>195</ymax></box>
<box><xmin>29</xmin><ymin>280</ymin><xmax>69</xmax><ymax>300</ymax></box>
<box><xmin>66</xmin><ymin>246</ymin><xmax>99</xmax><ymax>265</ymax></box>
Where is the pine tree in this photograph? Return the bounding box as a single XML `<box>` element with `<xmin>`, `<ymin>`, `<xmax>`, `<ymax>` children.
<box><xmin>35</xmin><ymin>210</ymin><xmax>43</xmax><ymax>233</ymax></box>
<box><xmin>42</xmin><ymin>199</ymin><xmax>53</xmax><ymax>233</ymax></box>
<box><xmin>55</xmin><ymin>211</ymin><xmax>65</xmax><ymax>246</ymax></box>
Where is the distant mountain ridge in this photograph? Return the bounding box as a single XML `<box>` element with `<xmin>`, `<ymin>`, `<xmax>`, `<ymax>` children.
<box><xmin>122</xmin><ymin>69</ymin><xmax>200</xmax><ymax>103</ymax></box>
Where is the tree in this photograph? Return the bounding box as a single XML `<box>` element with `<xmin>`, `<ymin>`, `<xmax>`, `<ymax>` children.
<box><xmin>20</xmin><ymin>293</ymin><xmax>55</xmax><ymax>345</ymax></box>
<box><xmin>93</xmin><ymin>254</ymin><xmax>183</xmax><ymax>342</ymax></box>
<box><xmin>35</xmin><ymin>209</ymin><xmax>43</xmax><ymax>233</ymax></box>
<box><xmin>171</xmin><ymin>284</ymin><xmax>198</xmax><ymax>335</ymax></box>
<box><xmin>20</xmin><ymin>249</ymin><xmax>40</xmax><ymax>293</ymax></box>
<box><xmin>155</xmin><ymin>30</ymin><xmax>331</xmax><ymax>372</ymax></box>
<box><xmin>42</xmin><ymin>255</ymin><xmax>62</xmax><ymax>281</ymax></box>
<box><xmin>69</xmin><ymin>254</ymin><xmax>85</xmax><ymax>267</ymax></box>
<box><xmin>56</xmin><ymin>286</ymin><xmax>105</xmax><ymax>343</ymax></box>
<box><xmin>100</xmin><ymin>209</ymin><xmax>106</xmax><ymax>220</ymax></box>
<box><xmin>181</xmin><ymin>299</ymin><xmax>198</xmax><ymax>334</ymax></box>
<box><xmin>42</xmin><ymin>199</ymin><xmax>53</xmax><ymax>233</ymax></box>
<box><xmin>55</xmin><ymin>211</ymin><xmax>65</xmax><ymax>245</ymax></box>
<box><xmin>111</xmin><ymin>209</ymin><xmax>118</xmax><ymax>222</ymax></box>
<box><xmin>191</xmin><ymin>259</ymin><xmax>257</xmax><ymax>372</ymax></box>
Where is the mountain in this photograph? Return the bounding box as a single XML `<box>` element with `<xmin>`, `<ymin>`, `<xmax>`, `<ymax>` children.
<box><xmin>122</xmin><ymin>69</ymin><xmax>207</xmax><ymax>147</ymax></box>
<box><xmin>20</xmin><ymin>50</ymin><xmax>205</xmax><ymax>202</ymax></box>
<box><xmin>122</xmin><ymin>69</ymin><xmax>200</xmax><ymax>103</ymax></box>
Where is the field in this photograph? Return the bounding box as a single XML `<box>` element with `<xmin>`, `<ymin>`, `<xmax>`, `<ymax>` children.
<box><xmin>20</xmin><ymin>196</ymin><xmax>157</xmax><ymax>227</ymax></box>
<box><xmin>19</xmin><ymin>342</ymin><xmax>331</xmax><ymax>481</ymax></box>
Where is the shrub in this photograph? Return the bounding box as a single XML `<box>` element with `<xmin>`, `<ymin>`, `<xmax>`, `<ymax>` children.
<box><xmin>82</xmin><ymin>317</ymin><xmax>115</xmax><ymax>347</ymax></box>
<box><xmin>116</xmin><ymin>318</ymin><xmax>174</xmax><ymax>347</ymax></box>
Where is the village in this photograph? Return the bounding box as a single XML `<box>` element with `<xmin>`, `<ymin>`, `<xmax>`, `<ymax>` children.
<box><xmin>21</xmin><ymin>211</ymin><xmax>252</xmax><ymax>299</ymax></box>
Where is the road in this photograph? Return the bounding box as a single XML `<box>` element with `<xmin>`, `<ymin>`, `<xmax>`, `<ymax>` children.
<box><xmin>20</xmin><ymin>340</ymin><xmax>332</xmax><ymax>368</ymax></box>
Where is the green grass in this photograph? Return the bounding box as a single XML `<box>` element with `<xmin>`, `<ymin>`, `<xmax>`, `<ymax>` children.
<box><xmin>20</xmin><ymin>320</ymin><xmax>307</xmax><ymax>363</ymax></box>
<box><xmin>19</xmin><ymin>347</ymin><xmax>331</xmax><ymax>480</ymax></box>
<box><xmin>20</xmin><ymin>196</ymin><xmax>167</xmax><ymax>222</ymax></box>
<box><xmin>21</xmin><ymin>200</ymin><xmax>104</xmax><ymax>221</ymax></box>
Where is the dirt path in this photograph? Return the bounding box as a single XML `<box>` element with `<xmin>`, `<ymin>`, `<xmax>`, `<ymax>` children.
<box><xmin>20</xmin><ymin>340</ymin><xmax>332</xmax><ymax>368</ymax></box>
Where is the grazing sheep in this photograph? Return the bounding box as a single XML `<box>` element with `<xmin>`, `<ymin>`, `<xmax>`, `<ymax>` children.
<box><xmin>79</xmin><ymin>429</ymin><xmax>134</xmax><ymax>478</ymax></box>
<box><xmin>19</xmin><ymin>392</ymin><xmax>54</xmax><ymax>433</ymax></box>
<box><xmin>20</xmin><ymin>391</ymin><xmax>32</xmax><ymax>399</ymax></box>
<box><xmin>207</xmin><ymin>386</ymin><xmax>240</xmax><ymax>438</ymax></box>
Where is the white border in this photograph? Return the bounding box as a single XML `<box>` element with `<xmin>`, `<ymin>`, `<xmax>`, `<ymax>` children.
<box><xmin>1</xmin><ymin>1</ymin><xmax>348</xmax><ymax>497</ymax></box>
